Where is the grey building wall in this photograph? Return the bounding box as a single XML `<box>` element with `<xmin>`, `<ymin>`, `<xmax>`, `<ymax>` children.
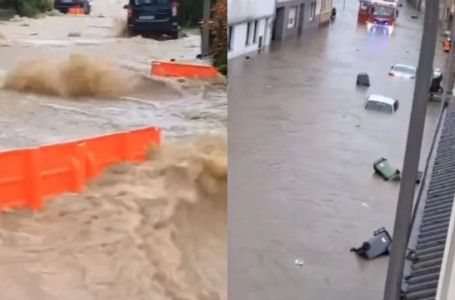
<box><xmin>272</xmin><ymin>0</ymin><xmax>319</xmax><ymax>41</ymax></box>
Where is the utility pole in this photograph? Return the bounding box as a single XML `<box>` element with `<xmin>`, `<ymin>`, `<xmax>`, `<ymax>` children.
<box><xmin>383</xmin><ymin>0</ymin><xmax>439</xmax><ymax>299</ymax></box>
<box><xmin>201</xmin><ymin>0</ymin><xmax>211</xmax><ymax>57</ymax></box>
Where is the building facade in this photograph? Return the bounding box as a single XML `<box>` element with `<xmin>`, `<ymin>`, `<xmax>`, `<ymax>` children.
<box><xmin>227</xmin><ymin>0</ymin><xmax>276</xmax><ymax>59</ymax></box>
<box><xmin>442</xmin><ymin>0</ymin><xmax>454</xmax><ymax>30</ymax></box>
<box><xmin>319</xmin><ymin>0</ymin><xmax>333</xmax><ymax>25</ymax></box>
<box><xmin>272</xmin><ymin>0</ymin><xmax>329</xmax><ymax>41</ymax></box>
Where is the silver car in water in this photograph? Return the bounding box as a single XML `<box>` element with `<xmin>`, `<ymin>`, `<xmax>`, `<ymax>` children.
<box><xmin>388</xmin><ymin>64</ymin><xmax>416</xmax><ymax>79</ymax></box>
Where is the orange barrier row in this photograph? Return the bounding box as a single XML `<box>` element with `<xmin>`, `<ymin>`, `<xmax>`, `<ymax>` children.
<box><xmin>68</xmin><ymin>7</ymin><xmax>85</xmax><ymax>15</ymax></box>
<box><xmin>0</xmin><ymin>127</ymin><xmax>161</xmax><ymax>211</ymax></box>
<box><xmin>151</xmin><ymin>60</ymin><xmax>220</xmax><ymax>79</ymax></box>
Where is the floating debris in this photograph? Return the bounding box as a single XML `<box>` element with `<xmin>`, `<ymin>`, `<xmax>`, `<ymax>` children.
<box><xmin>294</xmin><ymin>258</ymin><xmax>304</xmax><ymax>267</ymax></box>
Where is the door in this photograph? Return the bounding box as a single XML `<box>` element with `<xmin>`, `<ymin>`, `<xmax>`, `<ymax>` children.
<box><xmin>272</xmin><ymin>7</ymin><xmax>285</xmax><ymax>41</ymax></box>
<box><xmin>298</xmin><ymin>3</ymin><xmax>305</xmax><ymax>35</ymax></box>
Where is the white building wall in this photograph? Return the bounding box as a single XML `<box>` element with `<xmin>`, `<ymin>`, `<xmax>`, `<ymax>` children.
<box><xmin>228</xmin><ymin>0</ymin><xmax>275</xmax><ymax>59</ymax></box>
<box><xmin>316</xmin><ymin>0</ymin><xmax>322</xmax><ymax>17</ymax></box>
<box><xmin>228</xmin><ymin>0</ymin><xmax>275</xmax><ymax>23</ymax></box>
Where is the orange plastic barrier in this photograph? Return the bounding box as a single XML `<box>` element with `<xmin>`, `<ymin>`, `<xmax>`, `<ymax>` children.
<box><xmin>68</xmin><ymin>7</ymin><xmax>85</xmax><ymax>15</ymax></box>
<box><xmin>0</xmin><ymin>127</ymin><xmax>161</xmax><ymax>211</ymax></box>
<box><xmin>151</xmin><ymin>61</ymin><xmax>219</xmax><ymax>79</ymax></box>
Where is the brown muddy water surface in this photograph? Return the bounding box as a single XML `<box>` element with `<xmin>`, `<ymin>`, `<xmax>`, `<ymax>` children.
<box><xmin>0</xmin><ymin>137</ymin><xmax>227</xmax><ymax>300</ymax></box>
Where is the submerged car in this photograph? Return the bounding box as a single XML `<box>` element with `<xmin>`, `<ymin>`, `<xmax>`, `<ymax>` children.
<box><xmin>124</xmin><ymin>0</ymin><xmax>180</xmax><ymax>39</ymax></box>
<box><xmin>388</xmin><ymin>64</ymin><xmax>416</xmax><ymax>79</ymax></box>
<box><xmin>54</xmin><ymin>0</ymin><xmax>91</xmax><ymax>14</ymax></box>
<box><xmin>364</xmin><ymin>94</ymin><xmax>399</xmax><ymax>114</ymax></box>
<box><xmin>389</xmin><ymin>64</ymin><xmax>443</xmax><ymax>81</ymax></box>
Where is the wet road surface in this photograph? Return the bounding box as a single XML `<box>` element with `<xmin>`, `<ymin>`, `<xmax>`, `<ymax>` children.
<box><xmin>0</xmin><ymin>0</ymin><xmax>226</xmax><ymax>150</ymax></box>
<box><xmin>229</xmin><ymin>1</ymin><xmax>445</xmax><ymax>299</ymax></box>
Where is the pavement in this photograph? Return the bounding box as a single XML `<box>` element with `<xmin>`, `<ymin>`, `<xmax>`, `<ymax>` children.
<box><xmin>228</xmin><ymin>1</ymin><xmax>445</xmax><ymax>299</ymax></box>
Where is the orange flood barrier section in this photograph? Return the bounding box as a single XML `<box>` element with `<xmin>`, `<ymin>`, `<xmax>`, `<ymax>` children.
<box><xmin>0</xmin><ymin>127</ymin><xmax>161</xmax><ymax>211</ymax></box>
<box><xmin>151</xmin><ymin>60</ymin><xmax>219</xmax><ymax>79</ymax></box>
<box><xmin>68</xmin><ymin>7</ymin><xmax>85</xmax><ymax>15</ymax></box>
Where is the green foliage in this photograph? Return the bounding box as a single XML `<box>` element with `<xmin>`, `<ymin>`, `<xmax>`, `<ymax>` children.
<box><xmin>177</xmin><ymin>0</ymin><xmax>216</xmax><ymax>27</ymax></box>
<box><xmin>177</xmin><ymin>0</ymin><xmax>203</xmax><ymax>27</ymax></box>
<box><xmin>15</xmin><ymin>0</ymin><xmax>53</xmax><ymax>17</ymax></box>
<box><xmin>217</xmin><ymin>63</ymin><xmax>227</xmax><ymax>76</ymax></box>
<box><xmin>210</xmin><ymin>0</ymin><xmax>227</xmax><ymax>76</ymax></box>
<box><xmin>0</xmin><ymin>0</ymin><xmax>15</xmax><ymax>9</ymax></box>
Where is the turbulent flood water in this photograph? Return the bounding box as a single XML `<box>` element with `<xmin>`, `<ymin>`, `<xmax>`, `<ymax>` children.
<box><xmin>0</xmin><ymin>137</ymin><xmax>227</xmax><ymax>300</ymax></box>
<box><xmin>0</xmin><ymin>1</ymin><xmax>227</xmax><ymax>299</ymax></box>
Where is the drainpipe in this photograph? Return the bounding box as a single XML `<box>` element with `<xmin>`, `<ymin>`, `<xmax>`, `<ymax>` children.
<box><xmin>382</xmin><ymin>0</ymin><xmax>439</xmax><ymax>299</ymax></box>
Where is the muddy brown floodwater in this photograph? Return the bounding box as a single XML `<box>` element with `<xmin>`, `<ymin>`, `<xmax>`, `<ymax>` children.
<box><xmin>0</xmin><ymin>137</ymin><xmax>226</xmax><ymax>300</ymax></box>
<box><xmin>0</xmin><ymin>0</ymin><xmax>227</xmax><ymax>299</ymax></box>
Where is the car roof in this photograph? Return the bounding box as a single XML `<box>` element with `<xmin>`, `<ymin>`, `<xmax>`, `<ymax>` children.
<box><xmin>367</xmin><ymin>94</ymin><xmax>397</xmax><ymax>105</ymax></box>
<box><xmin>392</xmin><ymin>64</ymin><xmax>442</xmax><ymax>76</ymax></box>
<box><xmin>393</xmin><ymin>64</ymin><xmax>416</xmax><ymax>70</ymax></box>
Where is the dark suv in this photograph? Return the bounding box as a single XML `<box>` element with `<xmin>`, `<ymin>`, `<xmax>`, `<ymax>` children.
<box><xmin>123</xmin><ymin>0</ymin><xmax>180</xmax><ymax>39</ymax></box>
<box><xmin>54</xmin><ymin>0</ymin><xmax>91</xmax><ymax>14</ymax></box>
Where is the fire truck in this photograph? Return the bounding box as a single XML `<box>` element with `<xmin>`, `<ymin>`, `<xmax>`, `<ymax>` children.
<box><xmin>358</xmin><ymin>0</ymin><xmax>399</xmax><ymax>34</ymax></box>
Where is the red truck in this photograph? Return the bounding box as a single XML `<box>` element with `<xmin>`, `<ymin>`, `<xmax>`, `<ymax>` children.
<box><xmin>358</xmin><ymin>0</ymin><xmax>399</xmax><ymax>34</ymax></box>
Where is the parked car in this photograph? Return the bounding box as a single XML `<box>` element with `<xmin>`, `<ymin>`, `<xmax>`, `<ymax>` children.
<box><xmin>364</xmin><ymin>94</ymin><xmax>399</xmax><ymax>114</ymax></box>
<box><xmin>123</xmin><ymin>0</ymin><xmax>180</xmax><ymax>39</ymax></box>
<box><xmin>54</xmin><ymin>0</ymin><xmax>91</xmax><ymax>14</ymax></box>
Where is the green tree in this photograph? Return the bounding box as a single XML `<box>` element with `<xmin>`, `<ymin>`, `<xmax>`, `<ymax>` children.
<box><xmin>210</xmin><ymin>0</ymin><xmax>227</xmax><ymax>75</ymax></box>
<box><xmin>178</xmin><ymin>0</ymin><xmax>217</xmax><ymax>27</ymax></box>
<box><xmin>12</xmin><ymin>0</ymin><xmax>52</xmax><ymax>17</ymax></box>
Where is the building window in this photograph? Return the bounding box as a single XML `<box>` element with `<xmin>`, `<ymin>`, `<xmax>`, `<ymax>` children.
<box><xmin>288</xmin><ymin>6</ymin><xmax>297</xmax><ymax>28</ymax></box>
<box><xmin>310</xmin><ymin>2</ymin><xmax>316</xmax><ymax>21</ymax></box>
<box><xmin>246</xmin><ymin>22</ymin><xmax>251</xmax><ymax>46</ymax></box>
<box><xmin>253</xmin><ymin>20</ymin><xmax>258</xmax><ymax>44</ymax></box>
<box><xmin>228</xmin><ymin>26</ymin><xmax>233</xmax><ymax>51</ymax></box>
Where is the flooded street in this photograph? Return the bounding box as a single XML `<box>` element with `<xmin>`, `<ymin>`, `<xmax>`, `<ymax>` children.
<box><xmin>0</xmin><ymin>1</ymin><xmax>226</xmax><ymax>299</ymax></box>
<box><xmin>229</xmin><ymin>1</ymin><xmax>444</xmax><ymax>299</ymax></box>
<box><xmin>0</xmin><ymin>0</ymin><xmax>227</xmax><ymax>149</ymax></box>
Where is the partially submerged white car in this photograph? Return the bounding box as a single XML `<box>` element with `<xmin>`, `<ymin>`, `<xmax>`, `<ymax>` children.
<box><xmin>389</xmin><ymin>64</ymin><xmax>442</xmax><ymax>80</ymax></box>
<box><xmin>364</xmin><ymin>94</ymin><xmax>399</xmax><ymax>114</ymax></box>
<box><xmin>389</xmin><ymin>64</ymin><xmax>416</xmax><ymax>79</ymax></box>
